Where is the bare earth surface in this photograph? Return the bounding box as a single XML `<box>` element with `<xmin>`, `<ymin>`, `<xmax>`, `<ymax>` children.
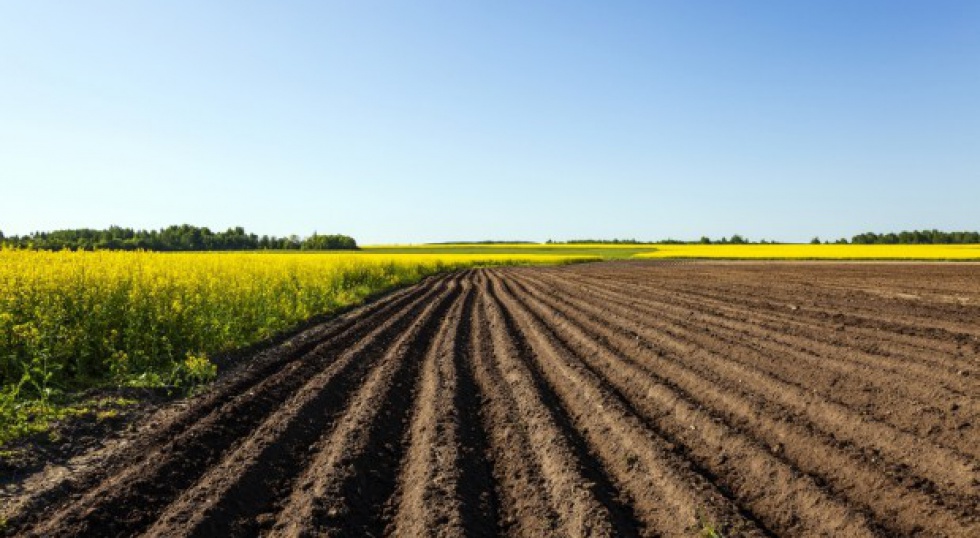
<box><xmin>3</xmin><ymin>262</ymin><xmax>978</xmax><ymax>537</ymax></box>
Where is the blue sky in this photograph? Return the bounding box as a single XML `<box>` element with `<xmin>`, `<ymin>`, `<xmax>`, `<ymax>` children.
<box><xmin>1</xmin><ymin>1</ymin><xmax>977</xmax><ymax>243</ymax></box>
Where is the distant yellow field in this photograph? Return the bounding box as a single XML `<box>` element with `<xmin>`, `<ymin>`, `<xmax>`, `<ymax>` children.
<box><xmin>635</xmin><ymin>244</ymin><xmax>980</xmax><ymax>260</ymax></box>
<box><xmin>363</xmin><ymin>242</ymin><xmax>980</xmax><ymax>260</ymax></box>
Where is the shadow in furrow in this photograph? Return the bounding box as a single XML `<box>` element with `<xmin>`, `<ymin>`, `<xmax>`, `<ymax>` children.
<box><xmin>182</xmin><ymin>283</ymin><xmax>457</xmax><ymax>537</ymax></box>
<box><xmin>500</xmin><ymin>279</ymin><xmax>792</xmax><ymax>536</ymax></box>
<box><xmin>7</xmin><ymin>278</ymin><xmax>441</xmax><ymax>535</ymax></box>
<box><xmin>144</xmin><ymin>277</ymin><xmax>437</xmax><ymax>455</ymax></box>
<box><xmin>451</xmin><ymin>286</ymin><xmax>503</xmax><ymax>537</ymax></box>
<box><xmin>311</xmin><ymin>279</ymin><xmax>465</xmax><ymax>536</ymax></box>
<box><xmin>520</xmin><ymin>270</ymin><xmax>980</xmax><ymax>534</ymax></box>
<box><xmin>519</xmin><ymin>271</ymin><xmax>979</xmax><ymax>508</ymax></box>
<box><xmin>32</xmin><ymin>277</ymin><xmax>451</xmax><ymax>538</ymax></box>
<box><xmin>483</xmin><ymin>274</ymin><xmax>644</xmax><ymax>538</ymax></box>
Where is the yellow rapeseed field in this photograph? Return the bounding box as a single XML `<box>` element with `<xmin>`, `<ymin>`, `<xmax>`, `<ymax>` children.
<box><xmin>635</xmin><ymin>244</ymin><xmax>980</xmax><ymax>260</ymax></box>
<box><xmin>0</xmin><ymin>249</ymin><xmax>595</xmax><ymax>383</ymax></box>
<box><xmin>0</xmin><ymin>249</ymin><xmax>596</xmax><ymax>442</ymax></box>
<box><xmin>364</xmin><ymin>242</ymin><xmax>980</xmax><ymax>260</ymax></box>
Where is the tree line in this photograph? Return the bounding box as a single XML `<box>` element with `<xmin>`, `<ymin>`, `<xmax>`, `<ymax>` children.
<box><xmin>552</xmin><ymin>235</ymin><xmax>758</xmax><ymax>245</ymax></box>
<box><xmin>848</xmin><ymin>230</ymin><xmax>980</xmax><ymax>244</ymax></box>
<box><xmin>550</xmin><ymin>230</ymin><xmax>980</xmax><ymax>245</ymax></box>
<box><xmin>0</xmin><ymin>225</ymin><xmax>358</xmax><ymax>251</ymax></box>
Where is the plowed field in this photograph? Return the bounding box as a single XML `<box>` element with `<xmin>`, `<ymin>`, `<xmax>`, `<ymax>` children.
<box><xmin>4</xmin><ymin>262</ymin><xmax>979</xmax><ymax>537</ymax></box>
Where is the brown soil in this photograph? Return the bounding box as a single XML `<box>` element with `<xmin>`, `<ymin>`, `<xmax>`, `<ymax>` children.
<box><xmin>2</xmin><ymin>262</ymin><xmax>978</xmax><ymax>537</ymax></box>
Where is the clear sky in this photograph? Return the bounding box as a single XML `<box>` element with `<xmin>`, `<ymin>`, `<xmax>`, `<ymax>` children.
<box><xmin>1</xmin><ymin>1</ymin><xmax>978</xmax><ymax>243</ymax></box>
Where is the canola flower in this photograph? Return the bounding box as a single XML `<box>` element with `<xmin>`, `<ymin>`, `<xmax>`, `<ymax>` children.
<box><xmin>634</xmin><ymin>244</ymin><xmax>980</xmax><ymax>260</ymax></box>
<box><xmin>0</xmin><ymin>249</ymin><xmax>596</xmax><ymax>443</ymax></box>
<box><xmin>0</xmin><ymin>250</ymin><xmax>596</xmax><ymax>388</ymax></box>
<box><xmin>366</xmin><ymin>243</ymin><xmax>980</xmax><ymax>260</ymax></box>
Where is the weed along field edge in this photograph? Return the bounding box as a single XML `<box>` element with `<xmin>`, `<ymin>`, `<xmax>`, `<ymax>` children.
<box><xmin>2</xmin><ymin>261</ymin><xmax>977</xmax><ymax>537</ymax></box>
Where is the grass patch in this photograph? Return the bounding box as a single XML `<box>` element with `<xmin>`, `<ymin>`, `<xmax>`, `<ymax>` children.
<box><xmin>0</xmin><ymin>393</ymin><xmax>139</xmax><ymax>447</ymax></box>
<box><xmin>694</xmin><ymin>507</ymin><xmax>725</xmax><ymax>538</ymax></box>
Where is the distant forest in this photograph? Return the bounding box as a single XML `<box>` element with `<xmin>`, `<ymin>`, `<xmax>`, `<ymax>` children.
<box><xmin>554</xmin><ymin>235</ymin><xmax>762</xmax><ymax>245</ymax></box>
<box><xmin>554</xmin><ymin>230</ymin><xmax>980</xmax><ymax>245</ymax></box>
<box><xmin>0</xmin><ymin>225</ymin><xmax>358</xmax><ymax>251</ymax></box>
<box><xmin>847</xmin><ymin>230</ymin><xmax>980</xmax><ymax>244</ymax></box>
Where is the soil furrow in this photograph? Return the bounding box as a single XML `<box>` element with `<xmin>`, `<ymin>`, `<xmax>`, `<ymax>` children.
<box><xmin>555</xmin><ymin>269</ymin><xmax>978</xmax><ymax>393</ymax></box>
<box><xmin>1</xmin><ymin>277</ymin><xmax>440</xmax><ymax>532</ymax></box>
<box><xmin>470</xmin><ymin>273</ymin><xmax>626</xmax><ymax>537</ymax></box>
<box><xmin>533</xmin><ymin>271</ymin><xmax>979</xmax><ymax>457</ymax></box>
<box><xmin>6</xmin><ymin>261</ymin><xmax>976</xmax><ymax>538</ymax></box>
<box><xmin>510</xmin><ymin>269</ymin><xmax>979</xmax><ymax>536</ymax></box>
<box><xmin>443</xmin><ymin>286</ymin><xmax>502</xmax><ymax>536</ymax></box>
<box><xmin>267</xmin><ymin>277</ymin><xmax>465</xmax><ymax>537</ymax></box>
<box><xmin>485</xmin><ymin>270</ymin><xmax>771</xmax><ymax>537</ymax></box>
<box><xmin>21</xmin><ymin>276</ymin><xmax>453</xmax><ymax>538</ymax></box>
<box><xmin>388</xmin><ymin>280</ymin><xmax>477</xmax><ymax>536</ymax></box>
<box><xmin>582</xmin><ymin>267</ymin><xmax>980</xmax><ymax>364</ymax></box>
<box><xmin>144</xmin><ymin>277</ymin><xmax>464</xmax><ymax>537</ymax></box>
<box><xmin>463</xmin><ymin>284</ymin><xmax>561</xmax><ymax>537</ymax></box>
<box><xmin>626</xmin><ymin>276</ymin><xmax>978</xmax><ymax>386</ymax></box>
<box><xmin>520</xmin><ymin>269</ymin><xmax>980</xmax><ymax>502</ymax></box>
<box><xmin>573</xmin><ymin>263</ymin><xmax>980</xmax><ymax>337</ymax></box>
